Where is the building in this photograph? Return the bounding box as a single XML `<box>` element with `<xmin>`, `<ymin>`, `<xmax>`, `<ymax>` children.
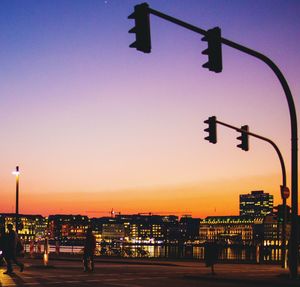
<box><xmin>199</xmin><ymin>216</ymin><xmax>264</xmax><ymax>245</ymax></box>
<box><xmin>101</xmin><ymin>218</ymin><xmax>125</xmax><ymax>241</ymax></box>
<box><xmin>0</xmin><ymin>213</ymin><xmax>47</xmax><ymax>241</ymax></box>
<box><xmin>179</xmin><ymin>215</ymin><xmax>200</xmax><ymax>242</ymax></box>
<box><xmin>116</xmin><ymin>214</ymin><xmax>165</xmax><ymax>243</ymax></box>
<box><xmin>48</xmin><ymin>214</ymin><xmax>89</xmax><ymax>244</ymax></box>
<box><xmin>161</xmin><ymin>215</ymin><xmax>179</xmax><ymax>243</ymax></box>
<box><xmin>240</xmin><ymin>190</ymin><xmax>273</xmax><ymax>217</ymax></box>
<box><xmin>90</xmin><ymin>217</ymin><xmax>110</xmax><ymax>242</ymax></box>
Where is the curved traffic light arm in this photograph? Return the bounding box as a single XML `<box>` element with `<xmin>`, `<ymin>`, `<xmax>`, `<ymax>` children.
<box><xmin>216</xmin><ymin>120</ymin><xmax>286</xmax><ymax>189</ymax></box>
<box><xmin>215</xmin><ymin>118</ymin><xmax>288</xmax><ymax>268</ymax></box>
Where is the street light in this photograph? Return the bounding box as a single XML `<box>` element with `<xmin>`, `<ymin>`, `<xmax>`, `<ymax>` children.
<box><xmin>12</xmin><ymin>166</ymin><xmax>20</xmax><ymax>234</ymax></box>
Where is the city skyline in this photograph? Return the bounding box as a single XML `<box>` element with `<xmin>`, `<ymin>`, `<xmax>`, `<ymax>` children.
<box><xmin>0</xmin><ymin>1</ymin><xmax>299</xmax><ymax>218</ymax></box>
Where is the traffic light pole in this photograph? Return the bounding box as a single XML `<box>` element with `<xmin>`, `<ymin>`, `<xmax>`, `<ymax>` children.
<box><xmin>215</xmin><ymin>119</ymin><xmax>288</xmax><ymax>268</ymax></box>
<box><xmin>141</xmin><ymin>5</ymin><xmax>297</xmax><ymax>277</ymax></box>
<box><xmin>217</xmin><ymin>43</ymin><xmax>297</xmax><ymax>275</ymax></box>
<box><xmin>218</xmin><ymin>43</ymin><xmax>297</xmax><ymax>277</ymax></box>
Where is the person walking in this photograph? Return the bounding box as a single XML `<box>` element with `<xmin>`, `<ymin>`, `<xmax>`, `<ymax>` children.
<box><xmin>3</xmin><ymin>223</ymin><xmax>24</xmax><ymax>275</ymax></box>
<box><xmin>0</xmin><ymin>227</ymin><xmax>6</xmax><ymax>267</ymax></box>
<box><xmin>204</xmin><ymin>241</ymin><xmax>219</xmax><ymax>275</ymax></box>
<box><xmin>83</xmin><ymin>227</ymin><xmax>96</xmax><ymax>272</ymax></box>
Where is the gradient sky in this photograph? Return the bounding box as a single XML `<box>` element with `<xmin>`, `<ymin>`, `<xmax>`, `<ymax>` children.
<box><xmin>0</xmin><ymin>0</ymin><xmax>299</xmax><ymax>218</ymax></box>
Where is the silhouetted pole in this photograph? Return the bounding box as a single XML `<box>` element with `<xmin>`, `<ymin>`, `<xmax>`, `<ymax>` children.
<box><xmin>281</xmin><ymin>188</ymin><xmax>288</xmax><ymax>268</ymax></box>
<box><xmin>13</xmin><ymin>166</ymin><xmax>20</xmax><ymax>234</ymax></box>
<box><xmin>212</xmin><ymin>41</ymin><xmax>297</xmax><ymax>277</ymax></box>
<box><xmin>217</xmin><ymin>41</ymin><xmax>297</xmax><ymax>278</ymax></box>
<box><xmin>215</xmin><ymin>119</ymin><xmax>288</xmax><ymax>268</ymax></box>
<box><xmin>134</xmin><ymin>5</ymin><xmax>298</xmax><ymax>277</ymax></box>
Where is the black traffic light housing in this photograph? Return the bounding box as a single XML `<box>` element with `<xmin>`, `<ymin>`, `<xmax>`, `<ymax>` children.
<box><xmin>204</xmin><ymin>116</ymin><xmax>217</xmax><ymax>144</ymax></box>
<box><xmin>273</xmin><ymin>204</ymin><xmax>291</xmax><ymax>222</ymax></box>
<box><xmin>237</xmin><ymin>125</ymin><xmax>249</xmax><ymax>151</ymax></box>
<box><xmin>128</xmin><ymin>3</ymin><xmax>151</xmax><ymax>53</ymax></box>
<box><xmin>202</xmin><ymin>27</ymin><xmax>222</xmax><ymax>73</ymax></box>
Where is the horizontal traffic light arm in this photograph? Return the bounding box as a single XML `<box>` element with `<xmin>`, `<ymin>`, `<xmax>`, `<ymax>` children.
<box><xmin>147</xmin><ymin>5</ymin><xmax>296</xmax><ymax>135</ymax></box>
<box><xmin>216</xmin><ymin>119</ymin><xmax>286</xmax><ymax>189</ymax></box>
<box><xmin>144</xmin><ymin>5</ymin><xmax>296</xmax><ymax>137</ymax></box>
<box><xmin>215</xmin><ymin>118</ymin><xmax>288</xmax><ymax>270</ymax></box>
<box><xmin>148</xmin><ymin>7</ymin><xmax>206</xmax><ymax>36</ymax></box>
<box><xmin>148</xmin><ymin>5</ymin><xmax>293</xmax><ymax>102</ymax></box>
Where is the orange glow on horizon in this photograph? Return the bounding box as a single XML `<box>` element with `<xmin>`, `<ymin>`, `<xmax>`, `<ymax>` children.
<box><xmin>0</xmin><ymin>172</ymin><xmax>296</xmax><ymax>218</ymax></box>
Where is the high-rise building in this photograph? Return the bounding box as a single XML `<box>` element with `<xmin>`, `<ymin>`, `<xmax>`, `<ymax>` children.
<box><xmin>240</xmin><ymin>190</ymin><xmax>273</xmax><ymax>217</ymax></box>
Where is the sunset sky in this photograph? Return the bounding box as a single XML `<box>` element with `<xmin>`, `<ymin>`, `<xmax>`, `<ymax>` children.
<box><xmin>0</xmin><ymin>0</ymin><xmax>299</xmax><ymax>218</ymax></box>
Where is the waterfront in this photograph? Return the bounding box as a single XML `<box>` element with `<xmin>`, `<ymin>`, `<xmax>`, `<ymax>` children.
<box><xmin>24</xmin><ymin>244</ymin><xmax>283</xmax><ymax>263</ymax></box>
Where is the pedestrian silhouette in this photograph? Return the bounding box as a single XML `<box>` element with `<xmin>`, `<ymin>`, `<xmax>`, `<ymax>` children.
<box><xmin>83</xmin><ymin>227</ymin><xmax>96</xmax><ymax>272</ymax></box>
<box><xmin>204</xmin><ymin>241</ymin><xmax>219</xmax><ymax>275</ymax></box>
<box><xmin>0</xmin><ymin>227</ymin><xmax>6</xmax><ymax>266</ymax></box>
<box><xmin>2</xmin><ymin>223</ymin><xmax>24</xmax><ymax>275</ymax></box>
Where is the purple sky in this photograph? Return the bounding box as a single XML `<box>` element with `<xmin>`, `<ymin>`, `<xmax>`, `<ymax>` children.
<box><xmin>0</xmin><ymin>0</ymin><xmax>299</xmax><ymax>216</ymax></box>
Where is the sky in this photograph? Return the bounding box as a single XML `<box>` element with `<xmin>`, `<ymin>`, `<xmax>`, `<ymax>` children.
<box><xmin>0</xmin><ymin>0</ymin><xmax>299</xmax><ymax>218</ymax></box>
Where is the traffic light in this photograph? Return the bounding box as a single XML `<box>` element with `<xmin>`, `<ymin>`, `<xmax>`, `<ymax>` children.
<box><xmin>128</xmin><ymin>3</ymin><xmax>151</xmax><ymax>53</ymax></box>
<box><xmin>273</xmin><ymin>204</ymin><xmax>291</xmax><ymax>222</ymax></box>
<box><xmin>204</xmin><ymin>116</ymin><xmax>217</xmax><ymax>144</ymax></box>
<box><xmin>202</xmin><ymin>27</ymin><xmax>222</xmax><ymax>73</ymax></box>
<box><xmin>237</xmin><ymin>125</ymin><xmax>249</xmax><ymax>151</ymax></box>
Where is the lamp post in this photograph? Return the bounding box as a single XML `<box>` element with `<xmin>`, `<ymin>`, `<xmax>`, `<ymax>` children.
<box><xmin>12</xmin><ymin>166</ymin><xmax>20</xmax><ymax>234</ymax></box>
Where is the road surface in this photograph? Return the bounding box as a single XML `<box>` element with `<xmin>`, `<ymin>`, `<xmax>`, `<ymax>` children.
<box><xmin>0</xmin><ymin>258</ymin><xmax>298</xmax><ymax>287</ymax></box>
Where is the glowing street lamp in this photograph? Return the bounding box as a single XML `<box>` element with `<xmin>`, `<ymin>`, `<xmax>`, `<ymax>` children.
<box><xmin>12</xmin><ymin>166</ymin><xmax>20</xmax><ymax>234</ymax></box>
